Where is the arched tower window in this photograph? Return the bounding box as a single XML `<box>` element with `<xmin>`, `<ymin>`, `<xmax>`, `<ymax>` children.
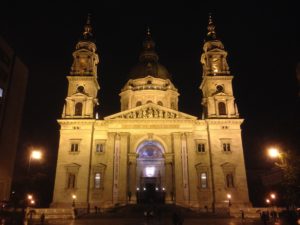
<box><xmin>146</xmin><ymin>100</ymin><xmax>153</xmax><ymax>104</ymax></box>
<box><xmin>218</xmin><ymin>102</ymin><xmax>226</xmax><ymax>115</ymax></box>
<box><xmin>136</xmin><ymin>101</ymin><xmax>142</xmax><ymax>107</ymax></box>
<box><xmin>75</xmin><ymin>102</ymin><xmax>83</xmax><ymax>116</ymax></box>
<box><xmin>157</xmin><ymin>101</ymin><xmax>163</xmax><ymax>106</ymax></box>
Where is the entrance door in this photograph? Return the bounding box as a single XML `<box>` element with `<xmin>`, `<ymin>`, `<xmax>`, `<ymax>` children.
<box><xmin>145</xmin><ymin>183</ymin><xmax>156</xmax><ymax>203</ymax></box>
<box><xmin>135</xmin><ymin>140</ymin><xmax>166</xmax><ymax>204</ymax></box>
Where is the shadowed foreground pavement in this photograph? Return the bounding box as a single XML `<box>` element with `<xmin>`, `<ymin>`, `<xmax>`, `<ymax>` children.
<box><xmin>33</xmin><ymin>217</ymin><xmax>264</xmax><ymax>225</ymax></box>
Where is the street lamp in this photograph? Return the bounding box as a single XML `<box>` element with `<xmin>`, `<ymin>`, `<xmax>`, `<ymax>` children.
<box><xmin>28</xmin><ymin>150</ymin><xmax>42</xmax><ymax>174</ymax></box>
<box><xmin>267</xmin><ymin>147</ymin><xmax>286</xmax><ymax>168</ymax></box>
<box><xmin>270</xmin><ymin>193</ymin><xmax>276</xmax><ymax>200</ymax></box>
<box><xmin>72</xmin><ymin>194</ymin><xmax>77</xmax><ymax>207</ymax></box>
<box><xmin>227</xmin><ymin>194</ymin><xmax>232</xmax><ymax>216</ymax></box>
<box><xmin>26</xmin><ymin>194</ymin><xmax>35</xmax><ymax>208</ymax></box>
<box><xmin>270</xmin><ymin>193</ymin><xmax>276</xmax><ymax>211</ymax></box>
<box><xmin>266</xmin><ymin>198</ymin><xmax>270</xmax><ymax>211</ymax></box>
<box><xmin>227</xmin><ymin>194</ymin><xmax>232</xmax><ymax>206</ymax></box>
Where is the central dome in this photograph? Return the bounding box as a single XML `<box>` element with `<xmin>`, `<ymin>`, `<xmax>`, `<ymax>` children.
<box><xmin>129</xmin><ymin>28</ymin><xmax>171</xmax><ymax>80</ymax></box>
<box><xmin>129</xmin><ymin>61</ymin><xmax>171</xmax><ymax>79</ymax></box>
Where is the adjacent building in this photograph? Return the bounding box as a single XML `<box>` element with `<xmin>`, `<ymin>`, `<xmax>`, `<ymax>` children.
<box><xmin>52</xmin><ymin>16</ymin><xmax>251</xmax><ymax>210</ymax></box>
<box><xmin>0</xmin><ymin>36</ymin><xmax>28</xmax><ymax>201</ymax></box>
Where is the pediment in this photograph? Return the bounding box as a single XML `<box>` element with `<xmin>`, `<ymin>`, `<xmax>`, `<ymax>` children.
<box><xmin>104</xmin><ymin>103</ymin><xmax>197</xmax><ymax>120</ymax></box>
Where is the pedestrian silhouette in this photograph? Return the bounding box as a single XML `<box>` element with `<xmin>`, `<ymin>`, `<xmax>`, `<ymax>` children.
<box><xmin>40</xmin><ymin>213</ymin><xmax>45</xmax><ymax>224</ymax></box>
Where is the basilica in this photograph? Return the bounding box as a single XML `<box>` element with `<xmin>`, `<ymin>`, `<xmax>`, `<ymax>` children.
<box><xmin>52</xmin><ymin>16</ymin><xmax>251</xmax><ymax>210</ymax></box>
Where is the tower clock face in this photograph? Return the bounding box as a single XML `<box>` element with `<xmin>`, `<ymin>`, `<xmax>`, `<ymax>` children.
<box><xmin>216</xmin><ymin>85</ymin><xmax>224</xmax><ymax>92</ymax></box>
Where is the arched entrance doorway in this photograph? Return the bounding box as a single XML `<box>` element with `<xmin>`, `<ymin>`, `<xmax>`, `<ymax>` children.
<box><xmin>136</xmin><ymin>140</ymin><xmax>166</xmax><ymax>204</ymax></box>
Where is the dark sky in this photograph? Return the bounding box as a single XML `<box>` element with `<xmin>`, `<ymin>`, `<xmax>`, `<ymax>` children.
<box><xmin>1</xmin><ymin>2</ymin><xmax>299</xmax><ymax>205</ymax></box>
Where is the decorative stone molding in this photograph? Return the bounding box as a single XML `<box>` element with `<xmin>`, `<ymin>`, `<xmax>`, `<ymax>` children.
<box><xmin>105</xmin><ymin>103</ymin><xmax>197</xmax><ymax>120</ymax></box>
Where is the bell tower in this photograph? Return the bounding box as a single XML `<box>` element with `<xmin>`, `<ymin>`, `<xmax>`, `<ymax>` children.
<box><xmin>200</xmin><ymin>15</ymin><xmax>239</xmax><ymax>118</ymax></box>
<box><xmin>62</xmin><ymin>14</ymin><xmax>100</xmax><ymax>119</ymax></box>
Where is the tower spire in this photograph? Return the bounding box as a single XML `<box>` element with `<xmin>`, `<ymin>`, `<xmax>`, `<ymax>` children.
<box><xmin>207</xmin><ymin>13</ymin><xmax>217</xmax><ymax>40</ymax></box>
<box><xmin>82</xmin><ymin>13</ymin><xmax>93</xmax><ymax>40</ymax></box>
<box><xmin>139</xmin><ymin>27</ymin><xmax>159</xmax><ymax>62</ymax></box>
<box><xmin>147</xmin><ymin>26</ymin><xmax>151</xmax><ymax>36</ymax></box>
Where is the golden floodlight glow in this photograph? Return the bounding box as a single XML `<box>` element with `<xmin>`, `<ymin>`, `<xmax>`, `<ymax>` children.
<box><xmin>27</xmin><ymin>194</ymin><xmax>33</xmax><ymax>200</ymax></box>
<box><xmin>30</xmin><ymin>200</ymin><xmax>35</xmax><ymax>205</ymax></box>
<box><xmin>227</xmin><ymin>194</ymin><xmax>231</xmax><ymax>199</ymax></box>
<box><xmin>266</xmin><ymin>199</ymin><xmax>270</xmax><ymax>204</ymax></box>
<box><xmin>31</xmin><ymin>150</ymin><xmax>42</xmax><ymax>160</ymax></box>
<box><xmin>268</xmin><ymin>147</ymin><xmax>280</xmax><ymax>158</ymax></box>
<box><xmin>72</xmin><ymin>194</ymin><xmax>77</xmax><ymax>199</ymax></box>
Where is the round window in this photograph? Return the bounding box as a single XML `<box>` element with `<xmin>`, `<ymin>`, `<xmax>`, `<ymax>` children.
<box><xmin>77</xmin><ymin>86</ymin><xmax>84</xmax><ymax>93</ymax></box>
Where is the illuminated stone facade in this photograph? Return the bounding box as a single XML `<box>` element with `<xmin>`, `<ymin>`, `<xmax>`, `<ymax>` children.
<box><xmin>52</xmin><ymin>16</ymin><xmax>251</xmax><ymax>210</ymax></box>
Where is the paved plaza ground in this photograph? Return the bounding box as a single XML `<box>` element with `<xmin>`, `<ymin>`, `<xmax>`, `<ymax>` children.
<box><xmin>32</xmin><ymin>217</ymin><xmax>265</xmax><ymax>225</ymax></box>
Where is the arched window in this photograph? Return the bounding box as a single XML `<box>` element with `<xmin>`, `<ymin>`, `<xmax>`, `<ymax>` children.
<box><xmin>226</xmin><ymin>173</ymin><xmax>234</xmax><ymax>188</ymax></box>
<box><xmin>157</xmin><ymin>101</ymin><xmax>163</xmax><ymax>106</ymax></box>
<box><xmin>75</xmin><ymin>102</ymin><xmax>83</xmax><ymax>116</ymax></box>
<box><xmin>146</xmin><ymin>100</ymin><xmax>153</xmax><ymax>104</ymax></box>
<box><xmin>218</xmin><ymin>102</ymin><xmax>226</xmax><ymax>115</ymax></box>
<box><xmin>136</xmin><ymin>101</ymin><xmax>142</xmax><ymax>107</ymax></box>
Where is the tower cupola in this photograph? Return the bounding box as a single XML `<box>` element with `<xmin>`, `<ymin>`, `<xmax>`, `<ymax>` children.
<box><xmin>201</xmin><ymin>15</ymin><xmax>229</xmax><ymax>76</ymax></box>
<box><xmin>62</xmin><ymin>14</ymin><xmax>100</xmax><ymax>119</ymax></box>
<box><xmin>200</xmin><ymin>14</ymin><xmax>239</xmax><ymax>119</ymax></box>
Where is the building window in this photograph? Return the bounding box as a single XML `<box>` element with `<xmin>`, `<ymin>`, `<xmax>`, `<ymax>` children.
<box><xmin>157</xmin><ymin>101</ymin><xmax>163</xmax><ymax>106</ymax></box>
<box><xmin>136</xmin><ymin>101</ymin><xmax>142</xmax><ymax>107</ymax></box>
<box><xmin>93</xmin><ymin>163</ymin><xmax>106</xmax><ymax>190</ymax></box>
<box><xmin>146</xmin><ymin>100</ymin><xmax>153</xmax><ymax>104</ymax></box>
<box><xmin>218</xmin><ymin>102</ymin><xmax>226</xmax><ymax>115</ymax></box>
<box><xmin>67</xmin><ymin>173</ymin><xmax>76</xmax><ymax>189</ymax></box>
<box><xmin>94</xmin><ymin>173</ymin><xmax>101</xmax><ymax>189</ymax></box>
<box><xmin>96</xmin><ymin>143</ymin><xmax>105</xmax><ymax>153</ymax></box>
<box><xmin>226</xmin><ymin>173</ymin><xmax>235</xmax><ymax>188</ymax></box>
<box><xmin>0</xmin><ymin>88</ymin><xmax>3</xmax><ymax>97</ymax></box>
<box><xmin>197</xmin><ymin>143</ymin><xmax>205</xmax><ymax>153</ymax></box>
<box><xmin>223</xmin><ymin>143</ymin><xmax>231</xmax><ymax>152</ymax></box>
<box><xmin>70</xmin><ymin>143</ymin><xmax>79</xmax><ymax>152</ymax></box>
<box><xmin>200</xmin><ymin>172</ymin><xmax>208</xmax><ymax>188</ymax></box>
<box><xmin>75</xmin><ymin>102</ymin><xmax>83</xmax><ymax>116</ymax></box>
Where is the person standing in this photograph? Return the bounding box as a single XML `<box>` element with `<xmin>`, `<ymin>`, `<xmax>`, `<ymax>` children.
<box><xmin>40</xmin><ymin>213</ymin><xmax>45</xmax><ymax>225</ymax></box>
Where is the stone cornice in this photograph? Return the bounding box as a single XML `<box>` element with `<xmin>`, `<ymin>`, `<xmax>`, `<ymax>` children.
<box><xmin>67</xmin><ymin>76</ymin><xmax>100</xmax><ymax>89</ymax></box>
<box><xmin>205</xmin><ymin>118</ymin><xmax>244</xmax><ymax>125</ymax></box>
<box><xmin>57</xmin><ymin>119</ymin><xmax>96</xmax><ymax>125</ymax></box>
<box><xmin>202</xmin><ymin>75</ymin><xmax>233</xmax><ymax>81</ymax></box>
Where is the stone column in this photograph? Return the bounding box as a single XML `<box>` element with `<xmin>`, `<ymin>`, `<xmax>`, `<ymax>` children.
<box><xmin>181</xmin><ymin>133</ymin><xmax>190</xmax><ymax>204</ymax></box>
<box><xmin>112</xmin><ymin>133</ymin><xmax>120</xmax><ymax>204</ymax></box>
<box><xmin>128</xmin><ymin>154</ymin><xmax>137</xmax><ymax>203</ymax></box>
<box><xmin>165</xmin><ymin>153</ymin><xmax>174</xmax><ymax>203</ymax></box>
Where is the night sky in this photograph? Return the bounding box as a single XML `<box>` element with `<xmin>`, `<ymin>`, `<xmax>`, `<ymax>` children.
<box><xmin>1</xmin><ymin>2</ymin><xmax>299</xmax><ymax>206</ymax></box>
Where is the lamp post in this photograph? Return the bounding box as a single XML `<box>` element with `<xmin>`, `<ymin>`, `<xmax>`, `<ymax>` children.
<box><xmin>227</xmin><ymin>194</ymin><xmax>232</xmax><ymax>216</ymax></box>
<box><xmin>270</xmin><ymin>193</ymin><xmax>277</xmax><ymax>217</ymax></box>
<box><xmin>266</xmin><ymin>198</ymin><xmax>270</xmax><ymax>212</ymax></box>
<box><xmin>72</xmin><ymin>194</ymin><xmax>77</xmax><ymax>207</ymax></box>
<box><xmin>27</xmin><ymin>150</ymin><xmax>42</xmax><ymax>174</ymax></box>
<box><xmin>267</xmin><ymin>147</ymin><xmax>287</xmax><ymax>169</ymax></box>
